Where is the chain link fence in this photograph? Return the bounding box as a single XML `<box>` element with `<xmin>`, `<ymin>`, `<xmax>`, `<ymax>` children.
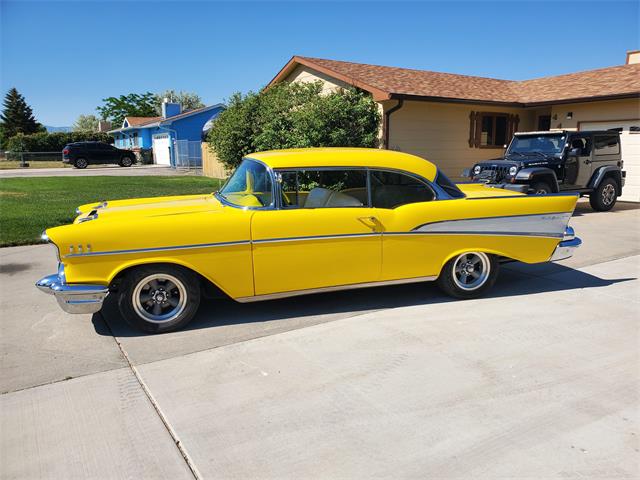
<box><xmin>174</xmin><ymin>140</ymin><xmax>203</xmax><ymax>171</ymax></box>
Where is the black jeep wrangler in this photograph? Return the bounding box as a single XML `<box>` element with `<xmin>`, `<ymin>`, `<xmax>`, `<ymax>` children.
<box><xmin>464</xmin><ymin>130</ymin><xmax>626</xmax><ymax>211</ymax></box>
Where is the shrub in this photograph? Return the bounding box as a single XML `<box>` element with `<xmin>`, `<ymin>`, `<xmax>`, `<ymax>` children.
<box><xmin>4</xmin><ymin>131</ymin><xmax>114</xmax><ymax>152</ymax></box>
<box><xmin>207</xmin><ymin>82</ymin><xmax>381</xmax><ymax>169</ymax></box>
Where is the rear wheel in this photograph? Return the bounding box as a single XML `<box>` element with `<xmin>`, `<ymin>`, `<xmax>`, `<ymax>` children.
<box><xmin>74</xmin><ymin>158</ymin><xmax>88</xmax><ymax>169</ymax></box>
<box><xmin>589</xmin><ymin>178</ymin><xmax>618</xmax><ymax>211</ymax></box>
<box><xmin>117</xmin><ymin>265</ymin><xmax>201</xmax><ymax>333</ymax></box>
<box><xmin>120</xmin><ymin>155</ymin><xmax>134</xmax><ymax>167</ymax></box>
<box><xmin>530</xmin><ymin>181</ymin><xmax>551</xmax><ymax>195</ymax></box>
<box><xmin>437</xmin><ymin>252</ymin><xmax>499</xmax><ymax>299</ymax></box>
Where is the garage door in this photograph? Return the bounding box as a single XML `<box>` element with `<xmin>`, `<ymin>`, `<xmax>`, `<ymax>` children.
<box><xmin>152</xmin><ymin>134</ymin><xmax>172</xmax><ymax>165</ymax></box>
<box><xmin>580</xmin><ymin>120</ymin><xmax>640</xmax><ymax>202</ymax></box>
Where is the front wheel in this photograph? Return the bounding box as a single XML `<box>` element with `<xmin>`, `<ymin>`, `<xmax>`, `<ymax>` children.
<box><xmin>589</xmin><ymin>178</ymin><xmax>618</xmax><ymax>211</ymax></box>
<box><xmin>437</xmin><ymin>252</ymin><xmax>499</xmax><ymax>299</ymax></box>
<box><xmin>120</xmin><ymin>156</ymin><xmax>134</xmax><ymax>167</ymax></box>
<box><xmin>117</xmin><ymin>265</ymin><xmax>201</xmax><ymax>333</ymax></box>
<box><xmin>530</xmin><ymin>181</ymin><xmax>551</xmax><ymax>195</ymax></box>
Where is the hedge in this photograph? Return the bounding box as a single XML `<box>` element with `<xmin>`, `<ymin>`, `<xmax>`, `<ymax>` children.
<box><xmin>4</xmin><ymin>131</ymin><xmax>114</xmax><ymax>152</ymax></box>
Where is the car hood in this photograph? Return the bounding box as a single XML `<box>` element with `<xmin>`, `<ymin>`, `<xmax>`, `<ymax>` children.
<box><xmin>74</xmin><ymin>194</ymin><xmax>224</xmax><ymax>223</ymax></box>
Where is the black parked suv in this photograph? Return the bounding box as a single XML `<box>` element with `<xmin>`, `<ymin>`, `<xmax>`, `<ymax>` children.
<box><xmin>464</xmin><ymin>130</ymin><xmax>626</xmax><ymax>211</ymax></box>
<box><xmin>62</xmin><ymin>142</ymin><xmax>136</xmax><ymax>169</ymax></box>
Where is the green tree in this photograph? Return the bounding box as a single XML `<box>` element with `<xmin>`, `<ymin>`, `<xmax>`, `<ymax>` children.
<box><xmin>154</xmin><ymin>90</ymin><xmax>205</xmax><ymax>114</ymax></box>
<box><xmin>0</xmin><ymin>88</ymin><xmax>43</xmax><ymax>148</ymax></box>
<box><xmin>72</xmin><ymin>114</ymin><xmax>99</xmax><ymax>132</ymax></box>
<box><xmin>207</xmin><ymin>82</ymin><xmax>380</xmax><ymax>169</ymax></box>
<box><xmin>96</xmin><ymin>92</ymin><xmax>156</xmax><ymax>128</ymax></box>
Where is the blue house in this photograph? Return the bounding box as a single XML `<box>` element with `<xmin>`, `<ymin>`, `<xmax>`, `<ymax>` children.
<box><xmin>109</xmin><ymin>102</ymin><xmax>224</xmax><ymax>166</ymax></box>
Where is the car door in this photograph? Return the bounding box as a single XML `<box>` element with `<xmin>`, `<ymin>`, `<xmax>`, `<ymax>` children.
<box><xmin>250</xmin><ymin>168</ymin><xmax>381</xmax><ymax>296</ymax></box>
<box><xmin>564</xmin><ymin>134</ymin><xmax>593</xmax><ymax>188</ymax></box>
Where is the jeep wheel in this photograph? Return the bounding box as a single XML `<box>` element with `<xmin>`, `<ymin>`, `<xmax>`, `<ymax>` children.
<box><xmin>589</xmin><ymin>178</ymin><xmax>618</xmax><ymax>212</ymax></box>
<box><xmin>120</xmin><ymin>156</ymin><xmax>134</xmax><ymax>167</ymax></box>
<box><xmin>437</xmin><ymin>252</ymin><xmax>499</xmax><ymax>299</ymax></box>
<box><xmin>530</xmin><ymin>181</ymin><xmax>551</xmax><ymax>195</ymax></box>
<box><xmin>117</xmin><ymin>265</ymin><xmax>201</xmax><ymax>333</ymax></box>
<box><xmin>74</xmin><ymin>158</ymin><xmax>88</xmax><ymax>169</ymax></box>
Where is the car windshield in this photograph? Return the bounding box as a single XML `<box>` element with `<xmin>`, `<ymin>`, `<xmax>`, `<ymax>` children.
<box><xmin>218</xmin><ymin>158</ymin><xmax>274</xmax><ymax>208</ymax></box>
<box><xmin>508</xmin><ymin>134</ymin><xmax>566</xmax><ymax>156</ymax></box>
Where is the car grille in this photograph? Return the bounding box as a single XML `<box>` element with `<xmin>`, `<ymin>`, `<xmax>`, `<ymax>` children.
<box><xmin>476</xmin><ymin>165</ymin><xmax>512</xmax><ymax>183</ymax></box>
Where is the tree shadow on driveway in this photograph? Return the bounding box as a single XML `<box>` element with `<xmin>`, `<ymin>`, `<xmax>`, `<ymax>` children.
<box><xmin>94</xmin><ymin>261</ymin><xmax>635</xmax><ymax>338</ymax></box>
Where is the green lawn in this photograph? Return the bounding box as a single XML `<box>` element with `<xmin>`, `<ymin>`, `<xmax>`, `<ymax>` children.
<box><xmin>0</xmin><ymin>176</ymin><xmax>224</xmax><ymax>247</ymax></box>
<box><xmin>0</xmin><ymin>161</ymin><xmax>68</xmax><ymax>169</ymax></box>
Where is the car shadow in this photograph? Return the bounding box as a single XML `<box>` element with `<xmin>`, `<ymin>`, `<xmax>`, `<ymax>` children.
<box><xmin>572</xmin><ymin>200</ymin><xmax>639</xmax><ymax>217</ymax></box>
<box><xmin>94</xmin><ymin>262</ymin><xmax>635</xmax><ymax>337</ymax></box>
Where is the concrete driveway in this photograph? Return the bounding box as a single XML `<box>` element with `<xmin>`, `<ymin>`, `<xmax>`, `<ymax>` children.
<box><xmin>1</xmin><ymin>201</ymin><xmax>638</xmax><ymax>479</ymax></box>
<box><xmin>0</xmin><ymin>164</ymin><xmax>198</xmax><ymax>178</ymax></box>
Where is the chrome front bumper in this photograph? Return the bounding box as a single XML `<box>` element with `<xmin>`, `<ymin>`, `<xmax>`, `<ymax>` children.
<box><xmin>36</xmin><ymin>264</ymin><xmax>108</xmax><ymax>314</ymax></box>
<box><xmin>550</xmin><ymin>227</ymin><xmax>582</xmax><ymax>261</ymax></box>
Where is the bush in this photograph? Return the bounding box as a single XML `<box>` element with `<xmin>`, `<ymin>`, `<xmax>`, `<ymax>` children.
<box><xmin>4</xmin><ymin>131</ymin><xmax>114</xmax><ymax>152</ymax></box>
<box><xmin>207</xmin><ymin>82</ymin><xmax>381</xmax><ymax>169</ymax></box>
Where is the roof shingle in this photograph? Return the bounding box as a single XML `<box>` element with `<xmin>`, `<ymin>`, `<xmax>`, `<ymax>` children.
<box><xmin>272</xmin><ymin>56</ymin><xmax>640</xmax><ymax>105</ymax></box>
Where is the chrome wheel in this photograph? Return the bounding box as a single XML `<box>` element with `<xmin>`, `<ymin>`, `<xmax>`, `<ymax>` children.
<box><xmin>453</xmin><ymin>252</ymin><xmax>491</xmax><ymax>291</ymax></box>
<box><xmin>601</xmin><ymin>184</ymin><xmax>616</xmax><ymax>206</ymax></box>
<box><xmin>75</xmin><ymin>158</ymin><xmax>88</xmax><ymax>168</ymax></box>
<box><xmin>132</xmin><ymin>273</ymin><xmax>187</xmax><ymax>323</ymax></box>
<box><xmin>121</xmin><ymin>156</ymin><xmax>133</xmax><ymax>167</ymax></box>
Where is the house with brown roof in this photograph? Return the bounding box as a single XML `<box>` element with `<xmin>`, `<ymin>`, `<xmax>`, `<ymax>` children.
<box><xmin>269</xmin><ymin>51</ymin><xmax>640</xmax><ymax>201</ymax></box>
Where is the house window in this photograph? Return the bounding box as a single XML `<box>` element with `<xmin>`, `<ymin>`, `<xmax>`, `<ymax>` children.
<box><xmin>133</xmin><ymin>132</ymin><xmax>139</xmax><ymax>147</ymax></box>
<box><xmin>469</xmin><ymin>112</ymin><xmax>519</xmax><ymax>148</ymax></box>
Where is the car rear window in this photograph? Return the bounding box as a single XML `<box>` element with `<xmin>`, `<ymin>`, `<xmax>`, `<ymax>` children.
<box><xmin>435</xmin><ymin>171</ymin><xmax>465</xmax><ymax>198</ymax></box>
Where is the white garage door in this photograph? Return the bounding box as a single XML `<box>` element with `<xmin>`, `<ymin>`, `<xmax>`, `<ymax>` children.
<box><xmin>152</xmin><ymin>134</ymin><xmax>172</xmax><ymax>165</ymax></box>
<box><xmin>580</xmin><ymin>120</ymin><xmax>640</xmax><ymax>202</ymax></box>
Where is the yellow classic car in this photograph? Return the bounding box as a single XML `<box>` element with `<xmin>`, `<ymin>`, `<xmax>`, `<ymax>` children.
<box><xmin>37</xmin><ymin>148</ymin><xmax>581</xmax><ymax>333</ymax></box>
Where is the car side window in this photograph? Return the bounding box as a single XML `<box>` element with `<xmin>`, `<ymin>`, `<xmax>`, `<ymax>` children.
<box><xmin>279</xmin><ymin>169</ymin><xmax>367</xmax><ymax>208</ymax></box>
<box><xmin>594</xmin><ymin>134</ymin><xmax>620</xmax><ymax>156</ymax></box>
<box><xmin>568</xmin><ymin>135</ymin><xmax>592</xmax><ymax>155</ymax></box>
<box><xmin>370</xmin><ymin>170</ymin><xmax>434</xmax><ymax>208</ymax></box>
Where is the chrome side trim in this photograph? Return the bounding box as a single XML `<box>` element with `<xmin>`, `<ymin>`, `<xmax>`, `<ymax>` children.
<box><xmin>412</xmin><ymin>212</ymin><xmax>572</xmax><ymax>239</ymax></box>
<box><xmin>236</xmin><ymin>275</ymin><xmax>437</xmax><ymax>303</ymax></box>
<box><xmin>253</xmin><ymin>232</ymin><xmax>379</xmax><ymax>244</ymax></box>
<box><xmin>65</xmin><ymin>240</ymin><xmax>251</xmax><ymax>258</ymax></box>
<box><xmin>465</xmin><ymin>192</ymin><xmax>579</xmax><ymax>200</ymax></box>
<box><xmin>384</xmin><ymin>231</ymin><xmax>563</xmax><ymax>239</ymax></box>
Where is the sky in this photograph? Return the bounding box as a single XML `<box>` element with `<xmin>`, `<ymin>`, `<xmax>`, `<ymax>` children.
<box><xmin>1</xmin><ymin>0</ymin><xmax>638</xmax><ymax>126</ymax></box>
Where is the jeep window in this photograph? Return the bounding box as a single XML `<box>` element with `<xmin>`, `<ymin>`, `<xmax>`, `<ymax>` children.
<box><xmin>594</xmin><ymin>134</ymin><xmax>620</xmax><ymax>156</ymax></box>
<box><xmin>218</xmin><ymin>159</ymin><xmax>274</xmax><ymax>208</ymax></box>
<box><xmin>508</xmin><ymin>134</ymin><xmax>566</xmax><ymax>156</ymax></box>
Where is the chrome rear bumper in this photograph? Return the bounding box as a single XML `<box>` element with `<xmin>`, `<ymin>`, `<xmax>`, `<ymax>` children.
<box><xmin>550</xmin><ymin>227</ymin><xmax>582</xmax><ymax>261</ymax></box>
<box><xmin>36</xmin><ymin>264</ymin><xmax>108</xmax><ymax>314</ymax></box>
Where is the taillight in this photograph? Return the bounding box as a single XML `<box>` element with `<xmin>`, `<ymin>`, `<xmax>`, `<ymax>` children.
<box><xmin>63</xmin><ymin>149</ymin><xmax>69</xmax><ymax>155</ymax></box>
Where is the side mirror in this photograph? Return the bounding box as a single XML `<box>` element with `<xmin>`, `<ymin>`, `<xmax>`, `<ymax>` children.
<box><xmin>568</xmin><ymin>147</ymin><xmax>581</xmax><ymax>157</ymax></box>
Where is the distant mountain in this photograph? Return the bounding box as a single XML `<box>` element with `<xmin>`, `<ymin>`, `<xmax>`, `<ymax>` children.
<box><xmin>45</xmin><ymin>125</ymin><xmax>72</xmax><ymax>133</ymax></box>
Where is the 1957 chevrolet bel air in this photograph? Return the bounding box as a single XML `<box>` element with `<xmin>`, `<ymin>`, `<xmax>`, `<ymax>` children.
<box><xmin>37</xmin><ymin>148</ymin><xmax>581</xmax><ymax>333</ymax></box>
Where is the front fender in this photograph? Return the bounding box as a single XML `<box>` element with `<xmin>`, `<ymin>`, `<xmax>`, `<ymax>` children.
<box><xmin>515</xmin><ymin>167</ymin><xmax>559</xmax><ymax>192</ymax></box>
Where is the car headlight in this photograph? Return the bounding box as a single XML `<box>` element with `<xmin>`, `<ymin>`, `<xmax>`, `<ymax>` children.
<box><xmin>473</xmin><ymin>165</ymin><xmax>482</xmax><ymax>175</ymax></box>
<box><xmin>509</xmin><ymin>166</ymin><xmax>518</xmax><ymax>176</ymax></box>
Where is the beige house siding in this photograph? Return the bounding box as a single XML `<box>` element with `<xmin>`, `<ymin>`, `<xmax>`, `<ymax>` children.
<box><xmin>385</xmin><ymin>100</ymin><xmax>534</xmax><ymax>179</ymax></box>
<box><xmin>548</xmin><ymin>98</ymin><xmax>640</xmax><ymax>130</ymax></box>
<box><xmin>285</xmin><ymin>65</ymin><xmax>352</xmax><ymax>94</ymax></box>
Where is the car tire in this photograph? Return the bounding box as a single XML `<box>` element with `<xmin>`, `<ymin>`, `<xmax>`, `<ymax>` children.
<box><xmin>74</xmin><ymin>158</ymin><xmax>88</xmax><ymax>169</ymax></box>
<box><xmin>589</xmin><ymin>177</ymin><xmax>618</xmax><ymax>212</ymax></box>
<box><xmin>120</xmin><ymin>156</ymin><xmax>134</xmax><ymax>167</ymax></box>
<box><xmin>436</xmin><ymin>252</ymin><xmax>499</xmax><ymax>299</ymax></box>
<box><xmin>117</xmin><ymin>264</ymin><xmax>201</xmax><ymax>334</ymax></box>
<box><xmin>530</xmin><ymin>181</ymin><xmax>551</xmax><ymax>195</ymax></box>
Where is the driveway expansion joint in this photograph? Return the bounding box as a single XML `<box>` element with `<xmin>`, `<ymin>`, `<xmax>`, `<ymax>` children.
<box><xmin>100</xmin><ymin>312</ymin><xmax>202</xmax><ymax>480</ymax></box>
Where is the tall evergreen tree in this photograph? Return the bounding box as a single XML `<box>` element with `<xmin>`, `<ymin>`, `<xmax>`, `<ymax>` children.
<box><xmin>0</xmin><ymin>88</ymin><xmax>42</xmax><ymax>146</ymax></box>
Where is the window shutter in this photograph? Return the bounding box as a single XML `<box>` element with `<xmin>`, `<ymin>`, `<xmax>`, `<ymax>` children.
<box><xmin>469</xmin><ymin>112</ymin><xmax>477</xmax><ymax>148</ymax></box>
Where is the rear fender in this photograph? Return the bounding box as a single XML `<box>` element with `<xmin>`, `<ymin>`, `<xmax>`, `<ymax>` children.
<box><xmin>588</xmin><ymin>166</ymin><xmax>622</xmax><ymax>194</ymax></box>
